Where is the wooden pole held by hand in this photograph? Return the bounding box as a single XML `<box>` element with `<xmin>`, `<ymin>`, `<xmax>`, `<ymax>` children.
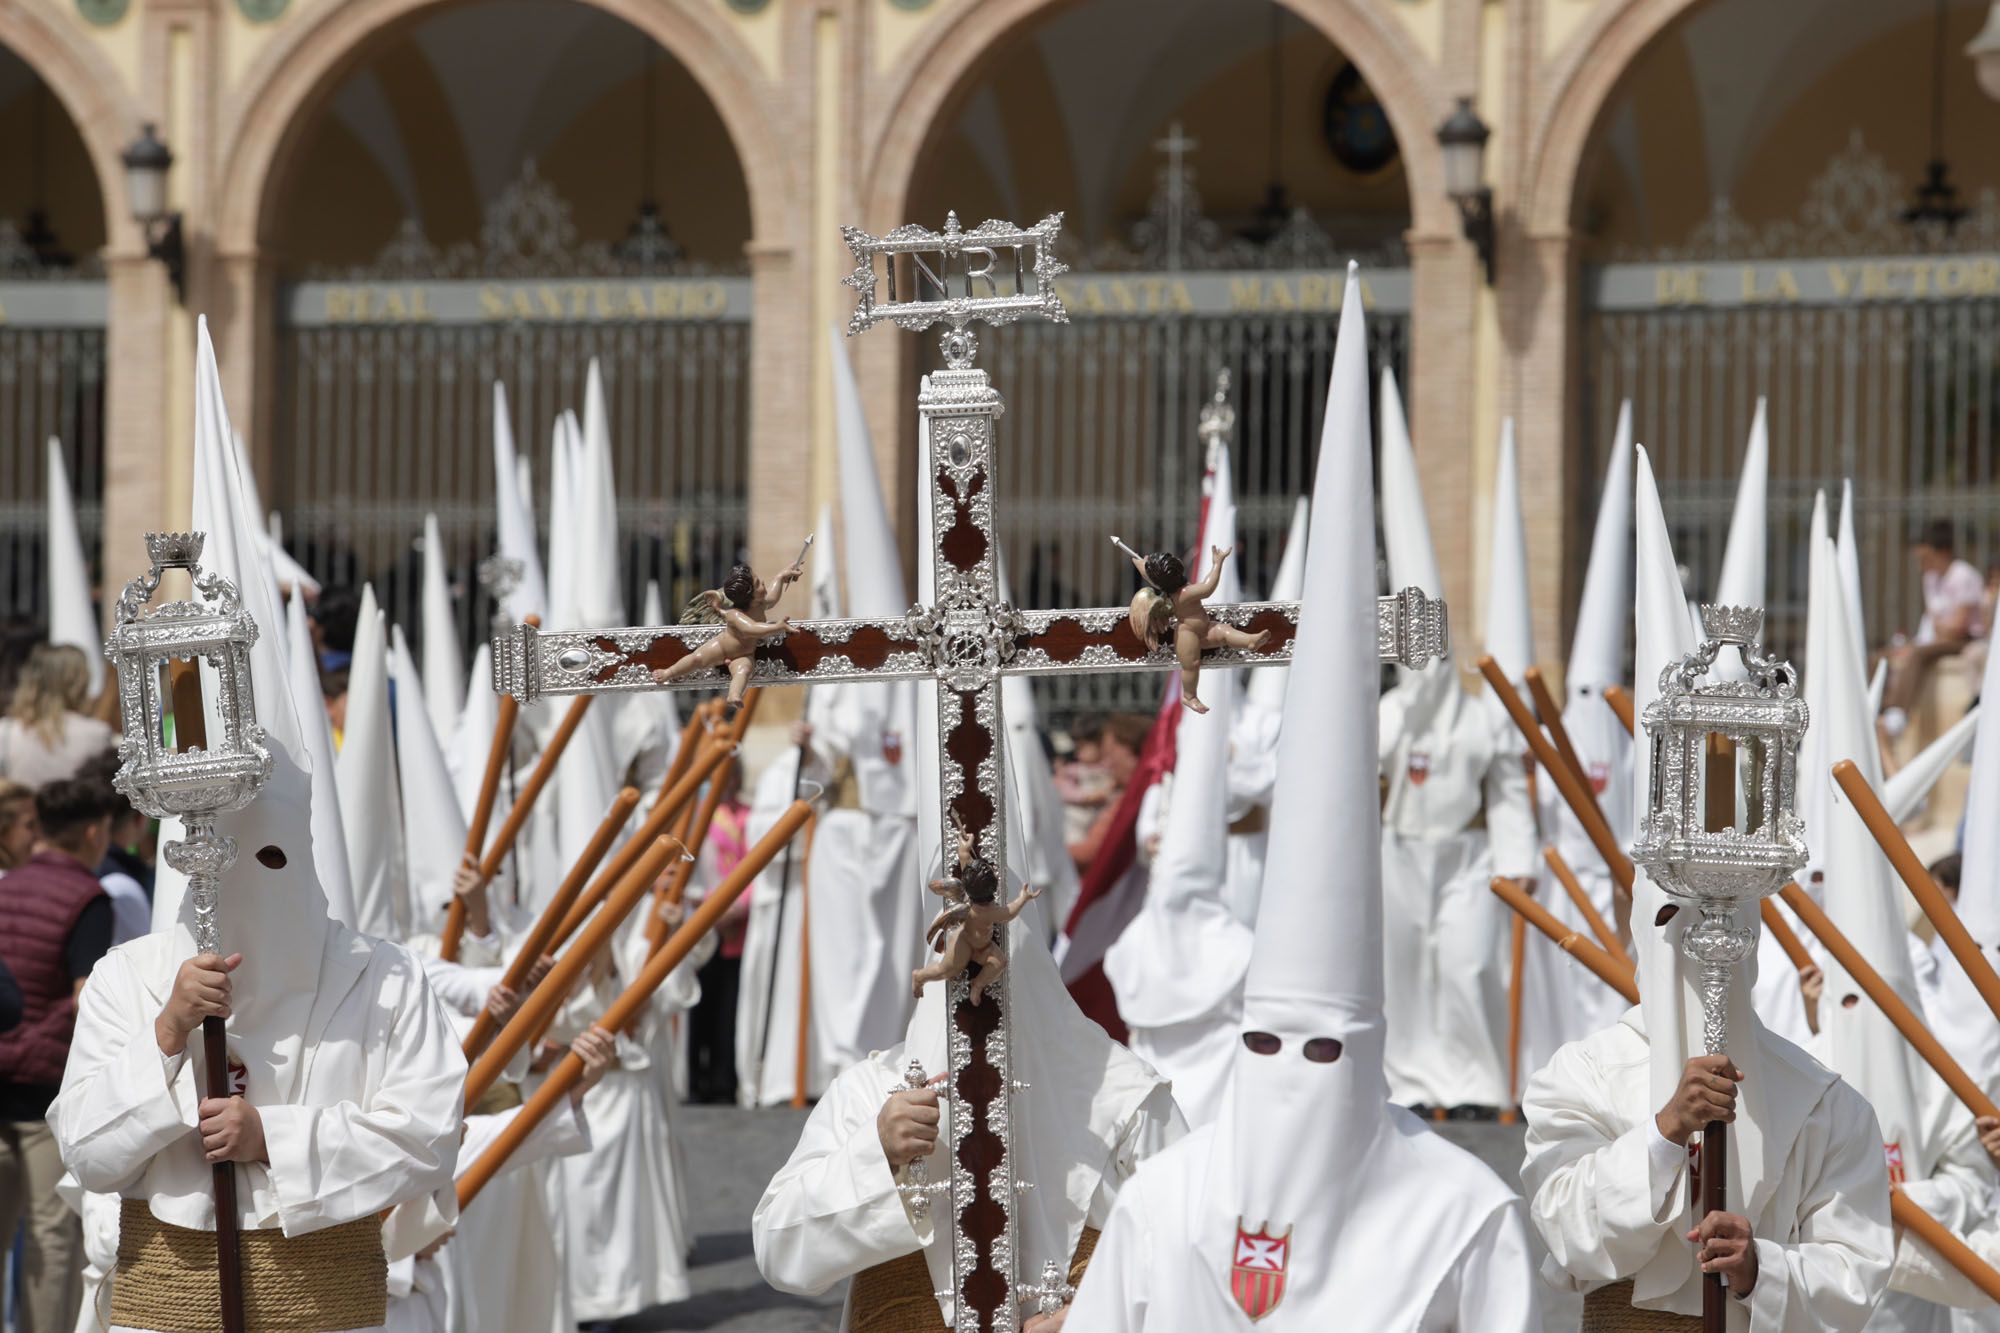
<box><xmin>457</xmin><ymin>800</ymin><xmax>814</xmax><ymax>1209</ymax></box>
<box><xmin>441</xmin><ymin>688</ymin><xmax>525</xmax><ymax>961</ymax></box>
<box><xmin>461</xmin><ymin>786</ymin><xmax>641</xmax><ymax>1059</ymax></box>
<box><xmin>1490</xmin><ymin>877</ymin><xmax>1638</xmax><ymax>1004</ymax></box>
<box><xmin>458</xmin><ymin>692</ymin><xmax>595</xmax><ymax>903</ymax></box>
<box><xmin>1833</xmin><ymin>759</ymin><xmax>2000</xmax><ymax>1027</ymax></box>
<box><xmin>1892</xmin><ymin>1190</ymin><xmax>2000</xmax><ymax>1304</ymax></box>
<box><xmin>1480</xmin><ymin>657</ymin><xmax>1635</xmax><ymax>891</ymax></box>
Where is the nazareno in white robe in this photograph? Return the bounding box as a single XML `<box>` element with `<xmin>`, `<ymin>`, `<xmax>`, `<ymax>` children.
<box><xmin>51</xmin><ymin>926</ymin><xmax>465</xmax><ymax>1333</ymax></box>
<box><xmin>1521</xmin><ymin>1012</ymin><xmax>1894</xmax><ymax>1331</ymax></box>
<box><xmin>751</xmin><ymin>1044</ymin><xmax>1181</xmax><ymax>1332</ymax></box>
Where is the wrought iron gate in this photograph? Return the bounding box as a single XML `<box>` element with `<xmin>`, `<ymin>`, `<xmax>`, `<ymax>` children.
<box><xmin>1582</xmin><ymin>135</ymin><xmax>2000</xmax><ymax>661</ymax></box>
<box><xmin>275</xmin><ymin>165</ymin><xmax>752</xmax><ymax>655</ymax></box>
<box><xmin>0</xmin><ymin>229</ymin><xmax>106</xmax><ymax>630</ymax></box>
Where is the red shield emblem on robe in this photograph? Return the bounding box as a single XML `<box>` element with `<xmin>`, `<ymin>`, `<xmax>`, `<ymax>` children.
<box><xmin>1407</xmin><ymin>751</ymin><xmax>1431</xmax><ymax>786</ymax></box>
<box><xmin>1230</xmin><ymin>1220</ymin><xmax>1290</xmax><ymax>1321</ymax></box>
<box><xmin>881</xmin><ymin>728</ymin><xmax>904</xmax><ymax>766</ymax></box>
<box><xmin>1885</xmin><ymin>1142</ymin><xmax>1906</xmax><ymax>1186</ymax></box>
<box><xmin>1587</xmin><ymin>762</ymin><xmax>1611</xmax><ymax>796</ymax></box>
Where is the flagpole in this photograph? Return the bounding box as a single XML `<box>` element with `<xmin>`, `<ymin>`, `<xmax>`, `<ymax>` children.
<box><xmin>754</xmin><ymin>694</ymin><xmax>811</xmax><ymax>1106</ymax></box>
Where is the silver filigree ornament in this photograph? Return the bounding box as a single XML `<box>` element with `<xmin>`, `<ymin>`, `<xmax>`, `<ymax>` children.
<box><xmin>106</xmin><ymin>533</ymin><xmax>273</xmax><ymax>955</ymax></box>
<box><xmin>1630</xmin><ymin>605</ymin><xmax>1808</xmax><ymax>1055</ymax></box>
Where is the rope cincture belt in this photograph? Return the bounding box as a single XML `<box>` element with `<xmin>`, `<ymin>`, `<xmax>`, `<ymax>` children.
<box><xmin>110</xmin><ymin>1197</ymin><xmax>388</xmax><ymax>1332</ymax></box>
<box><xmin>849</xmin><ymin>1226</ymin><xmax>1100</xmax><ymax>1333</ymax></box>
<box><xmin>1581</xmin><ymin>1280</ymin><xmax>1704</xmax><ymax>1332</ymax></box>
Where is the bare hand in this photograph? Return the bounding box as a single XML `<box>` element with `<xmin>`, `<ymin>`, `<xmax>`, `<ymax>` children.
<box><xmin>1023</xmin><ymin>1309</ymin><xmax>1069</xmax><ymax>1332</ymax></box>
<box><xmin>1211</xmin><ymin>545</ymin><xmax>1232</xmax><ymax>566</ymax></box>
<box><xmin>570</xmin><ymin>1026</ymin><xmax>617</xmax><ymax>1105</ymax></box>
<box><xmin>654</xmin><ymin>895</ymin><xmax>687</xmax><ymax>933</ymax></box>
<box><xmin>484</xmin><ymin>983</ymin><xmax>521</xmax><ymax>1024</ymax></box>
<box><xmin>1688</xmin><ymin>1210</ymin><xmax>1758</xmax><ymax>1297</ymax></box>
<box><xmin>1799</xmin><ymin>965</ymin><xmax>1824</xmax><ymax>1006</ymax></box>
<box><xmin>523</xmin><ymin>954</ymin><xmax>554</xmax><ymax>991</ymax></box>
<box><xmin>1976</xmin><ymin>1115</ymin><xmax>2000</xmax><ymax>1168</ymax></box>
<box><xmin>452</xmin><ymin>856</ymin><xmax>487</xmax><ymax>900</ymax></box>
<box><xmin>878</xmin><ymin>1085</ymin><xmax>942</xmax><ymax>1170</ymax></box>
<box><xmin>198</xmin><ymin>1096</ymin><xmax>267</xmax><ymax>1164</ymax></box>
<box><xmin>1656</xmin><ymin>1054</ymin><xmax>1741</xmax><ymax>1146</ymax></box>
<box><xmin>157</xmin><ymin>953</ymin><xmax>242</xmax><ymax>1057</ymax></box>
<box><xmin>791</xmin><ymin>720</ymin><xmax>814</xmax><ymax>749</ymax></box>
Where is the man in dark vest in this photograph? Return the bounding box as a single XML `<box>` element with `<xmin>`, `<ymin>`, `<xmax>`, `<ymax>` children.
<box><xmin>0</xmin><ymin>771</ymin><xmax>115</xmax><ymax>1333</ymax></box>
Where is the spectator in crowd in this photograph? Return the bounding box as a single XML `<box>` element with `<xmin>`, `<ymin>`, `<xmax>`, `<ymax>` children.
<box><xmin>77</xmin><ymin>754</ymin><xmax>150</xmax><ymax>946</ymax></box>
<box><xmin>1882</xmin><ymin>518</ymin><xmax>1989</xmax><ymax>739</ymax></box>
<box><xmin>687</xmin><ymin>757</ymin><xmax>752</xmax><ymax>1104</ymax></box>
<box><xmin>1065</xmin><ymin>712</ymin><xmax>1150</xmax><ymax>873</ymax></box>
<box><xmin>322</xmin><ymin>667</ymin><xmax>351</xmax><ymax>747</ymax></box>
<box><xmin>1054</xmin><ymin>715</ymin><xmax>1115</xmax><ymax>845</ymax></box>
<box><xmin>311</xmin><ymin>585</ymin><xmax>361</xmax><ymax>673</ymax></box>
<box><xmin>0</xmin><ymin>646</ymin><xmax>115</xmax><ymax>790</ymax></box>
<box><xmin>0</xmin><ymin>780</ymin><xmax>38</xmax><ymax>872</ymax></box>
<box><xmin>0</xmin><ymin>773</ymin><xmax>116</xmax><ymax>1333</ymax></box>
<box><xmin>0</xmin><ymin>621</ymin><xmax>42</xmax><ymax>705</ymax></box>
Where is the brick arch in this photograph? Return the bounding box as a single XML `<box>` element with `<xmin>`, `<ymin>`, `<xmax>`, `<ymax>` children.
<box><xmin>210</xmin><ymin>0</ymin><xmax>786</xmax><ymax>258</ymax></box>
<box><xmin>858</xmin><ymin>0</ymin><xmax>1451</xmax><ymax>240</ymax></box>
<box><xmin>0</xmin><ymin>6</ymin><xmax>144</xmax><ymax>254</ymax></box>
<box><xmin>1520</xmin><ymin>0</ymin><xmax>1708</xmax><ymax>237</ymax></box>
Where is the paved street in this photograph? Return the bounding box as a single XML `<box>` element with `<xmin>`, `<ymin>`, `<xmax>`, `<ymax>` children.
<box><xmin>618</xmin><ymin>1106</ymin><xmax>1536</xmax><ymax>1331</ymax></box>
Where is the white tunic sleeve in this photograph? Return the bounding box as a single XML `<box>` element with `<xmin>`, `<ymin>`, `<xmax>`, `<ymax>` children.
<box><xmin>418</xmin><ymin>956</ymin><xmax>505</xmax><ymax>1019</ymax></box>
<box><xmin>1063</xmin><ymin>1166</ymin><xmax>1154</xmax><ymax>1332</ymax></box>
<box><xmin>1521</xmin><ymin>1042</ymin><xmax>1691</xmax><ymax>1285</ymax></box>
<box><xmin>751</xmin><ymin>1064</ymin><xmax>926</xmax><ymax>1297</ymax></box>
<box><xmin>258</xmin><ymin>953</ymin><xmax>466</xmax><ymax>1236</ymax></box>
<box><xmin>51</xmin><ymin>950</ymin><xmax>201</xmax><ymax>1193</ymax></box>
<box><xmin>1417</xmin><ymin>1201</ymin><xmax>1543</xmax><ymax>1331</ymax></box>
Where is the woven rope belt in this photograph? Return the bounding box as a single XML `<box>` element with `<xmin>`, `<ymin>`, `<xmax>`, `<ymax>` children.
<box><xmin>849</xmin><ymin>1226</ymin><xmax>1100</xmax><ymax>1333</ymax></box>
<box><xmin>1581</xmin><ymin>1281</ymin><xmax>1703</xmax><ymax>1332</ymax></box>
<box><xmin>110</xmin><ymin>1198</ymin><xmax>387</xmax><ymax>1332</ymax></box>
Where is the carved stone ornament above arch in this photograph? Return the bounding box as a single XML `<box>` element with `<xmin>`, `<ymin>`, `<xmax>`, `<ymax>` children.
<box><xmin>209</xmin><ymin>0</ymin><xmax>788</xmax><ymax>260</ymax></box>
<box><xmin>0</xmin><ymin>3</ymin><xmax>145</xmax><ymax>256</ymax></box>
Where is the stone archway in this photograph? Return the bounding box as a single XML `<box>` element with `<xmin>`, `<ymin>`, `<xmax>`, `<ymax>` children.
<box><xmin>0</xmin><ymin>6</ymin><xmax>142</xmax><ymax>257</ymax></box>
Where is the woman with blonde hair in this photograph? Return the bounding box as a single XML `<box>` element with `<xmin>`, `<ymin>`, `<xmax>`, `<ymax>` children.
<box><xmin>0</xmin><ymin>645</ymin><xmax>113</xmax><ymax>789</ymax></box>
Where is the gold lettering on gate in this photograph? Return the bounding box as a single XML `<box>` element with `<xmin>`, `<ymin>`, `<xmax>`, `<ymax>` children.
<box><xmin>1654</xmin><ymin>268</ymin><xmax>1705</xmax><ymax>305</ymax></box>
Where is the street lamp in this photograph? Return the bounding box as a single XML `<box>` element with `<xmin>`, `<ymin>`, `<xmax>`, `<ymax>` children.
<box><xmin>1437</xmin><ymin>96</ymin><xmax>1494</xmax><ymax>284</ymax></box>
<box><xmin>121</xmin><ymin>123</ymin><xmax>185</xmax><ymax>302</ymax></box>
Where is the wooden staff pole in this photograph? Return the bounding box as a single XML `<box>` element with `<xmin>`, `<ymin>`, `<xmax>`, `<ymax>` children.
<box><xmin>1541</xmin><ymin>846</ymin><xmax>1631</xmax><ymax>965</ymax></box>
<box><xmin>546</xmin><ymin>740</ymin><xmax>735</xmax><ymax>954</ymax></box>
<box><xmin>1479</xmin><ymin>656</ymin><xmax>1636</xmax><ymax>891</ymax></box>
<box><xmin>1833</xmin><ymin>759</ymin><xmax>2000</xmax><ymax>1026</ymax></box>
<box><xmin>467</xmin><ymin>694</ymin><xmax>595</xmax><ymax>891</ymax></box>
<box><xmin>461</xmin><ymin>835</ymin><xmax>685</xmax><ymax>1108</ymax></box>
<box><xmin>1525</xmin><ymin>668</ymin><xmax>1589</xmax><ymax>790</ymax></box>
<box><xmin>1759</xmin><ymin>901</ymin><xmax>1815</xmax><ymax>974</ymax></box>
<box><xmin>650</xmin><ymin>765</ymin><xmax>730</xmax><ymax>951</ymax></box>
<box><xmin>1892</xmin><ymin>1191</ymin><xmax>2000</xmax><ymax>1304</ymax></box>
<box><xmin>1505</xmin><ymin>908</ymin><xmax>1526</xmax><ymax>1123</ymax></box>
<box><xmin>458</xmin><ymin>800</ymin><xmax>814</xmax><ymax>1208</ymax></box>
<box><xmin>655</xmin><ymin>704</ymin><xmax>708</xmax><ymax>799</ymax></box>
<box><xmin>461</xmin><ymin>787</ymin><xmax>641</xmax><ymax>1059</ymax></box>
<box><xmin>166</xmin><ymin>661</ymin><xmax>246</xmax><ymax>1333</ymax></box>
<box><xmin>1490</xmin><ymin>878</ymin><xmax>1639</xmax><ymax>1003</ymax></box>
<box><xmin>1604</xmin><ymin>685</ymin><xmax>1635</xmax><ymax>737</ymax></box>
<box><xmin>791</xmin><ymin>810</ymin><xmax>816</xmax><ymax>1111</ymax></box>
<box><xmin>439</xmin><ymin>619</ymin><xmax>535</xmax><ymax>959</ymax></box>
<box><xmin>1777</xmin><ymin>884</ymin><xmax>2000</xmax><ymax>1120</ymax></box>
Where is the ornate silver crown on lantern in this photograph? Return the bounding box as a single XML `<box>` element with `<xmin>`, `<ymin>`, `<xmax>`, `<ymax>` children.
<box><xmin>106</xmin><ymin>531</ymin><xmax>272</xmax><ymax>953</ymax></box>
<box><xmin>1631</xmin><ymin>604</ymin><xmax>1808</xmax><ymax>1050</ymax></box>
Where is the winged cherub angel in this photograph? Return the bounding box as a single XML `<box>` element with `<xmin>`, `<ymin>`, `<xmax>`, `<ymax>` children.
<box><xmin>1126</xmin><ymin>543</ymin><xmax>1271</xmax><ymax>714</ymax></box>
<box><xmin>651</xmin><ymin>551</ymin><xmax>807</xmax><ymax>719</ymax></box>
<box><xmin>912</xmin><ymin>816</ymin><xmax>1040</xmax><ymax>1005</ymax></box>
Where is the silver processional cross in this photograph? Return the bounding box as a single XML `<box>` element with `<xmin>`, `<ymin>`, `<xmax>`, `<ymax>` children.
<box><xmin>491</xmin><ymin>210</ymin><xmax>1447</xmax><ymax>1331</ymax></box>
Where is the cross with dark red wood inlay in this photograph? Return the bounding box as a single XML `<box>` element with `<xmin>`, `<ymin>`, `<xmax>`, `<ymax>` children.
<box><xmin>489</xmin><ymin>211</ymin><xmax>1446</xmax><ymax>1332</ymax></box>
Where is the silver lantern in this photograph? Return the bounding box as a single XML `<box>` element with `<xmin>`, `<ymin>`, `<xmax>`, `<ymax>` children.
<box><xmin>106</xmin><ymin>532</ymin><xmax>272</xmax><ymax>954</ymax></box>
<box><xmin>1631</xmin><ymin>604</ymin><xmax>1808</xmax><ymax>1048</ymax></box>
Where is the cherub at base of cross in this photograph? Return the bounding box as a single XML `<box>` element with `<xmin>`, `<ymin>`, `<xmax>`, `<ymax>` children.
<box><xmin>913</xmin><ymin>820</ymin><xmax>1041</xmax><ymax>1006</ymax></box>
<box><xmin>1128</xmin><ymin>544</ymin><xmax>1270</xmax><ymax>714</ymax></box>
<box><xmin>652</xmin><ymin>553</ymin><xmax>806</xmax><ymax>718</ymax></box>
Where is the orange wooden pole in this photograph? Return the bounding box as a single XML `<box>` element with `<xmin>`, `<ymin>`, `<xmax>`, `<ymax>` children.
<box><xmin>461</xmin><ymin>786</ymin><xmax>640</xmax><ymax>1059</ymax></box>
<box><xmin>1525</xmin><ymin>668</ymin><xmax>1589</xmax><ymax>793</ymax></box>
<box><xmin>440</xmin><ymin>687</ymin><xmax>524</xmax><ymax>961</ymax></box>
<box><xmin>462</xmin><ymin>835</ymin><xmax>685</xmax><ymax>1109</ymax></box>
<box><xmin>1541</xmin><ymin>846</ymin><xmax>1630</xmax><ymax>966</ymax></box>
<box><xmin>1480</xmin><ymin>656</ymin><xmax>1635</xmax><ymax>892</ymax></box>
<box><xmin>790</xmin><ymin>811</ymin><xmax>816</xmax><ymax>1111</ymax></box>
<box><xmin>458</xmin><ymin>800</ymin><xmax>814</xmax><ymax>1209</ymax></box>
<box><xmin>1505</xmin><ymin>908</ymin><xmax>1526</xmax><ymax>1123</ymax></box>
<box><xmin>1778</xmin><ymin>884</ymin><xmax>2000</xmax><ymax>1121</ymax></box>
<box><xmin>1892</xmin><ymin>1191</ymin><xmax>2000</xmax><ymax>1304</ymax></box>
<box><xmin>1759</xmin><ymin>900</ymin><xmax>1815</xmax><ymax>974</ymax></box>
<box><xmin>468</xmin><ymin>694</ymin><xmax>595</xmax><ymax>893</ymax></box>
<box><xmin>1603</xmin><ymin>685</ymin><xmax>1635</xmax><ymax>737</ymax></box>
<box><xmin>1490</xmin><ymin>877</ymin><xmax>1639</xmax><ymax>1004</ymax></box>
<box><xmin>1834</xmin><ymin>759</ymin><xmax>2000</xmax><ymax>1027</ymax></box>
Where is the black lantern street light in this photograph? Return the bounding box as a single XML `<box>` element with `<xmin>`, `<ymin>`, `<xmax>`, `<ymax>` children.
<box><xmin>1437</xmin><ymin>96</ymin><xmax>1495</xmax><ymax>284</ymax></box>
<box><xmin>121</xmin><ymin>123</ymin><xmax>186</xmax><ymax>302</ymax></box>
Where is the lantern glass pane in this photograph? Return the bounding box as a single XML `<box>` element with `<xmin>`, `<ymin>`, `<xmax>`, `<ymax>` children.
<box><xmin>155</xmin><ymin>659</ymin><xmax>178</xmax><ymax>752</ymax></box>
<box><xmin>1740</xmin><ymin>738</ymin><xmax>1770</xmax><ymax>834</ymax></box>
<box><xmin>1702</xmin><ymin>733</ymin><xmax>1741</xmax><ymax>835</ymax></box>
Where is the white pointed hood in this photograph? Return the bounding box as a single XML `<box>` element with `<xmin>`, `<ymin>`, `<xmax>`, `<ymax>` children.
<box><xmin>1629</xmin><ymin>445</ymin><xmax>1831</xmax><ymax>1243</ymax></box>
<box><xmin>1715</xmin><ymin>398</ymin><xmax>1769</xmax><ymax>609</ymax></box>
<box><xmin>1567</xmin><ymin>402</ymin><xmax>1634</xmax><ymax>694</ymax></box>
<box><xmin>420</xmin><ymin>513</ymin><xmax>465</xmax><ymax>749</ymax></box>
<box><xmin>1796</xmin><ymin>493</ymin><xmax>1834</xmax><ymax>876</ymax></box>
<box><xmin>164</xmin><ymin>320</ymin><xmax>331</xmax><ymax>1119</ymax></box>
<box><xmin>1246</xmin><ymin>496</ymin><xmax>1308</xmax><ymax>715</ymax></box>
<box><xmin>576</xmin><ymin>361</ymin><xmax>626</xmax><ymax>629</ymax></box>
<box><xmin>228</xmin><ymin>429</ymin><xmax>317</xmax><ymax>604</ymax></box>
<box><xmin>1377</xmin><ymin>366</ymin><xmax>1460</xmax><ymax>729</ymax></box>
<box><xmin>285</xmin><ymin>591</ymin><xmax>355</xmax><ymax>928</ymax></box>
<box><xmin>447</xmin><ymin>643</ymin><xmax>498</xmax><ymax>823</ymax></box>
<box><xmin>1103</xmin><ymin>445</ymin><xmax>1252</xmax><ymax>1028</ymax></box>
<box><xmin>45</xmin><ymin>438</ymin><xmax>103</xmax><ymax>694</ymax></box>
<box><xmin>337</xmin><ymin>586</ymin><xmax>408</xmax><ymax>941</ymax></box>
<box><xmin>1483</xmin><ymin>418</ymin><xmax>1534</xmax><ymax>687</ymax></box>
<box><xmin>1812</xmin><ymin>528</ymin><xmax>1944</xmax><ymax>1185</ymax></box>
<box><xmin>1883</xmin><ymin>706</ymin><xmax>1980</xmax><ymax>825</ymax></box>
<box><xmin>543</xmin><ymin>413</ymin><xmax>581</xmax><ymax>632</ymax></box>
<box><xmin>1835</xmin><ymin>480</ymin><xmax>1867</xmax><ymax>676</ymax></box>
<box><xmin>392</xmin><ymin>624</ymin><xmax>470</xmax><ymax>937</ymax></box>
<box><xmin>1933</xmin><ymin>622</ymin><xmax>2000</xmax><ymax>1084</ymax></box>
<box><xmin>491</xmin><ymin>384</ymin><xmax>548</xmax><ymax>623</ymax></box>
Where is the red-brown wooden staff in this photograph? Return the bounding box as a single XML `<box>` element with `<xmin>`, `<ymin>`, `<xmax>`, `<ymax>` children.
<box><xmin>438</xmin><ymin>616</ymin><xmax>535</xmax><ymax>959</ymax></box>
